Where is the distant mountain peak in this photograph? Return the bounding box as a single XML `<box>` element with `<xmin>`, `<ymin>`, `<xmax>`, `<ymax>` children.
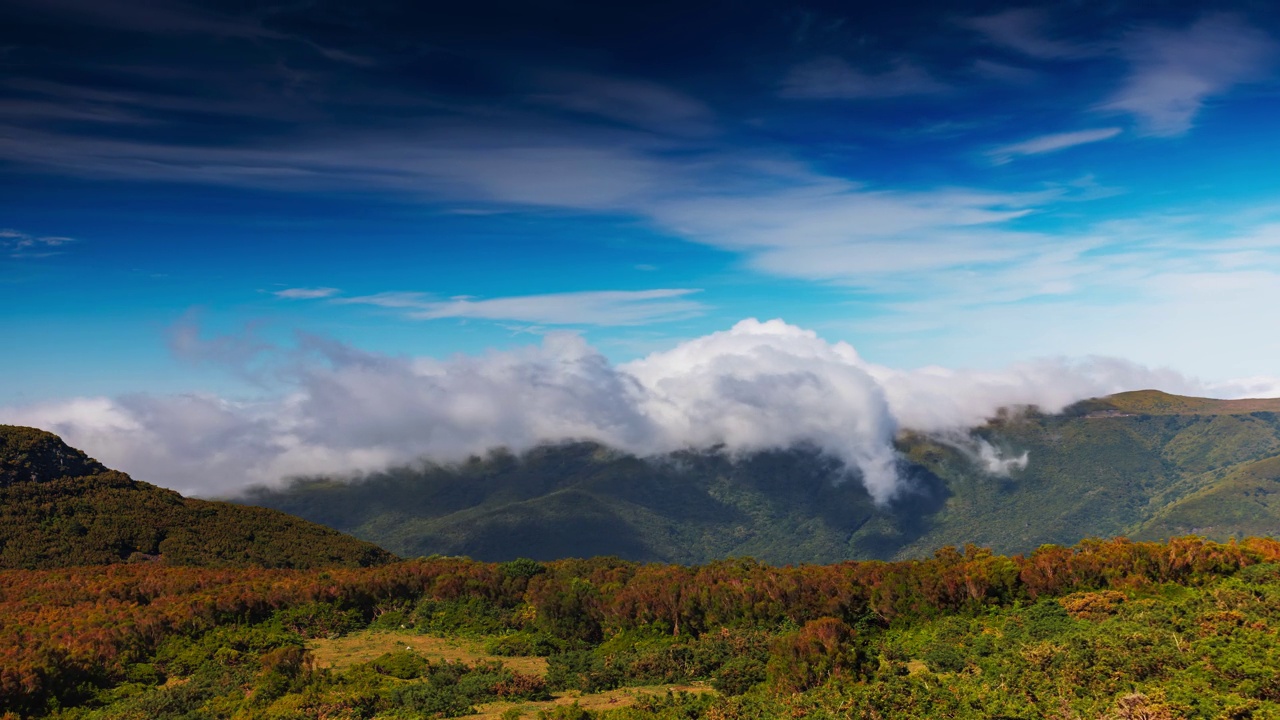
<box><xmin>1094</xmin><ymin>390</ymin><xmax>1280</xmax><ymax>416</ymax></box>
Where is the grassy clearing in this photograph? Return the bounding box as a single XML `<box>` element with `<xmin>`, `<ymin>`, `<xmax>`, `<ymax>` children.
<box><xmin>307</xmin><ymin>630</ymin><xmax>548</xmax><ymax>676</ymax></box>
<box><xmin>468</xmin><ymin>684</ymin><xmax>715</xmax><ymax>719</ymax></box>
<box><xmin>306</xmin><ymin>630</ymin><xmax>717</xmax><ymax>718</ymax></box>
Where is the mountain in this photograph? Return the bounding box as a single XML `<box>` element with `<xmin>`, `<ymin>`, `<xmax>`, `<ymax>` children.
<box><xmin>0</xmin><ymin>425</ymin><xmax>395</xmax><ymax>569</ymax></box>
<box><xmin>237</xmin><ymin>390</ymin><xmax>1280</xmax><ymax>564</ymax></box>
<box><xmin>892</xmin><ymin>390</ymin><xmax>1280</xmax><ymax>557</ymax></box>
<box><xmin>243</xmin><ymin>442</ymin><xmax>908</xmax><ymax>565</ymax></box>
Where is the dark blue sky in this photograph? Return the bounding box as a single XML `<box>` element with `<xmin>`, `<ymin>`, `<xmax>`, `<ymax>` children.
<box><xmin>4</xmin><ymin>0</ymin><xmax>1280</xmax><ymax>492</ymax></box>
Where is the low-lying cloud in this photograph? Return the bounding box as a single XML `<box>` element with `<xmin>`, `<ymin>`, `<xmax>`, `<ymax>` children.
<box><xmin>2</xmin><ymin>319</ymin><xmax>1273</xmax><ymax>501</ymax></box>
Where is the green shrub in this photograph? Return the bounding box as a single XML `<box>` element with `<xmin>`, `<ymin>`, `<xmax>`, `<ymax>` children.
<box><xmin>1019</xmin><ymin>599</ymin><xmax>1075</xmax><ymax>640</ymax></box>
<box><xmin>486</xmin><ymin>630</ymin><xmax>564</xmax><ymax>657</ymax></box>
<box><xmin>921</xmin><ymin>643</ymin><xmax>966</xmax><ymax>673</ymax></box>
<box><xmin>545</xmin><ymin>650</ymin><xmax>621</xmax><ymax>693</ymax></box>
<box><xmin>500</xmin><ymin>558</ymin><xmax>548</xmax><ymax>581</ymax></box>
<box><xmin>389</xmin><ymin>682</ymin><xmax>474</xmax><ymax>717</ymax></box>
<box><xmin>414</xmin><ymin>596</ymin><xmax>508</xmax><ymax>635</ymax></box>
<box><xmin>711</xmin><ymin>655</ymin><xmax>767</xmax><ymax>695</ymax></box>
<box><xmin>369</xmin><ymin>650</ymin><xmax>429</xmax><ymax>680</ymax></box>
<box><xmin>274</xmin><ymin>602</ymin><xmax>364</xmax><ymax>639</ymax></box>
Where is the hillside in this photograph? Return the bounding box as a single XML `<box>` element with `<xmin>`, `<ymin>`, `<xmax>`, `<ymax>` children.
<box><xmin>1073</xmin><ymin>389</ymin><xmax>1280</xmax><ymax>416</ymax></box>
<box><xmin>242</xmin><ymin>390</ymin><xmax>1280</xmax><ymax>563</ymax></box>
<box><xmin>891</xmin><ymin>396</ymin><xmax>1280</xmax><ymax>557</ymax></box>
<box><xmin>0</xmin><ymin>425</ymin><xmax>395</xmax><ymax>569</ymax></box>
<box><xmin>4</xmin><ymin>536</ymin><xmax>1279</xmax><ymax>719</ymax></box>
<box><xmin>242</xmin><ymin>443</ymin><xmax>905</xmax><ymax>564</ymax></box>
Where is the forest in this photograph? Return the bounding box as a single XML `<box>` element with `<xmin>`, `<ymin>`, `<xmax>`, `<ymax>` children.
<box><xmin>2</xmin><ymin>535</ymin><xmax>1279</xmax><ymax>719</ymax></box>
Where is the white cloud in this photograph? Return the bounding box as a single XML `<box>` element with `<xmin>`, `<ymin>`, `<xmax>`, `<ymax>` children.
<box><xmin>273</xmin><ymin>287</ymin><xmax>340</xmax><ymax>299</ymax></box>
<box><xmin>930</xmin><ymin>432</ymin><xmax>1027</xmax><ymax>476</ymax></box>
<box><xmin>988</xmin><ymin>127</ymin><xmax>1122</xmax><ymax>163</ymax></box>
<box><xmin>335</xmin><ymin>288</ymin><xmax>705</xmax><ymax>326</ymax></box>
<box><xmin>623</xmin><ymin>320</ymin><xmax>900</xmax><ymax>500</ymax></box>
<box><xmin>4</xmin><ymin>318</ymin><xmax>1270</xmax><ymax>502</ymax></box>
<box><xmin>1102</xmin><ymin>14</ymin><xmax>1275</xmax><ymax>136</ymax></box>
<box><xmin>781</xmin><ymin>57</ymin><xmax>948</xmax><ymax>99</ymax></box>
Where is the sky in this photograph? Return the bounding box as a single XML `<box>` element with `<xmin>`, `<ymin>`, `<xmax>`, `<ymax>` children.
<box><xmin>4</xmin><ymin>0</ymin><xmax>1280</xmax><ymax>496</ymax></box>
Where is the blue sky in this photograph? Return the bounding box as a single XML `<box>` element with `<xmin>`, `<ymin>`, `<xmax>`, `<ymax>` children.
<box><xmin>4</xmin><ymin>0</ymin><xmax>1280</xmax><ymax>493</ymax></box>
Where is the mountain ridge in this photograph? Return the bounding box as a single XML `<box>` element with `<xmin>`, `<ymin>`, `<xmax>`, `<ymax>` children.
<box><xmin>241</xmin><ymin>391</ymin><xmax>1280</xmax><ymax>563</ymax></box>
<box><xmin>1069</xmin><ymin>388</ymin><xmax>1280</xmax><ymax>416</ymax></box>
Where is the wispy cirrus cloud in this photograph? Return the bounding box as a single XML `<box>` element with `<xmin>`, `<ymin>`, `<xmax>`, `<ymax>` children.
<box><xmin>0</xmin><ymin>124</ymin><xmax>669</xmax><ymax>209</ymax></box>
<box><xmin>312</xmin><ymin>288</ymin><xmax>706</xmax><ymax>326</ymax></box>
<box><xmin>1102</xmin><ymin>13</ymin><xmax>1275</xmax><ymax>136</ymax></box>
<box><xmin>0</xmin><ymin>116</ymin><xmax>1051</xmax><ymax>289</ymax></box>
<box><xmin>987</xmin><ymin>127</ymin><xmax>1123</xmax><ymax>164</ymax></box>
<box><xmin>273</xmin><ymin>287</ymin><xmax>340</xmax><ymax>300</ymax></box>
<box><xmin>780</xmin><ymin>57</ymin><xmax>948</xmax><ymax>99</ymax></box>
<box><xmin>529</xmin><ymin>72</ymin><xmax>715</xmax><ymax>135</ymax></box>
<box><xmin>645</xmin><ymin>179</ymin><xmax>1044</xmax><ymax>284</ymax></box>
<box><xmin>0</xmin><ymin>228</ymin><xmax>75</xmax><ymax>258</ymax></box>
<box><xmin>405</xmin><ymin>289</ymin><xmax>705</xmax><ymax>325</ymax></box>
<box><xmin>965</xmin><ymin>10</ymin><xmax>1276</xmax><ymax>137</ymax></box>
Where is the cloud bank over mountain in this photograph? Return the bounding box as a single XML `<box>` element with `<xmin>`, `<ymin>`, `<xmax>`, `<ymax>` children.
<box><xmin>3</xmin><ymin>319</ymin><xmax>1275</xmax><ymax>500</ymax></box>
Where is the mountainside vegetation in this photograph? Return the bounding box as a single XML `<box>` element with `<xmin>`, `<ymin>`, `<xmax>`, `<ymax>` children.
<box><xmin>242</xmin><ymin>391</ymin><xmax>1280</xmax><ymax>564</ymax></box>
<box><xmin>0</xmin><ymin>425</ymin><xmax>395</xmax><ymax>570</ymax></box>
<box><xmin>6</xmin><ymin>403</ymin><xmax>1280</xmax><ymax>718</ymax></box>
<box><xmin>3</xmin><ymin>536</ymin><xmax>1278</xmax><ymax>719</ymax></box>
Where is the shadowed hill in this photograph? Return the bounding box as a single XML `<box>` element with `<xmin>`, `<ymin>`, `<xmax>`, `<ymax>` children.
<box><xmin>242</xmin><ymin>443</ymin><xmax>908</xmax><ymax>564</ymax></box>
<box><xmin>0</xmin><ymin>425</ymin><xmax>396</xmax><ymax>570</ymax></box>
<box><xmin>0</xmin><ymin>424</ymin><xmax>107</xmax><ymax>485</ymax></box>
<box><xmin>241</xmin><ymin>392</ymin><xmax>1280</xmax><ymax>563</ymax></box>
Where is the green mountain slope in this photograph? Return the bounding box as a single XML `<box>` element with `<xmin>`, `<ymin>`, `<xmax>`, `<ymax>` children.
<box><xmin>1134</xmin><ymin>454</ymin><xmax>1280</xmax><ymax>540</ymax></box>
<box><xmin>244</xmin><ymin>443</ymin><xmax>898</xmax><ymax>564</ymax></box>
<box><xmin>0</xmin><ymin>425</ymin><xmax>396</xmax><ymax>569</ymax></box>
<box><xmin>890</xmin><ymin>409</ymin><xmax>1280</xmax><ymax>558</ymax></box>
<box><xmin>240</xmin><ymin>390</ymin><xmax>1280</xmax><ymax>563</ymax></box>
